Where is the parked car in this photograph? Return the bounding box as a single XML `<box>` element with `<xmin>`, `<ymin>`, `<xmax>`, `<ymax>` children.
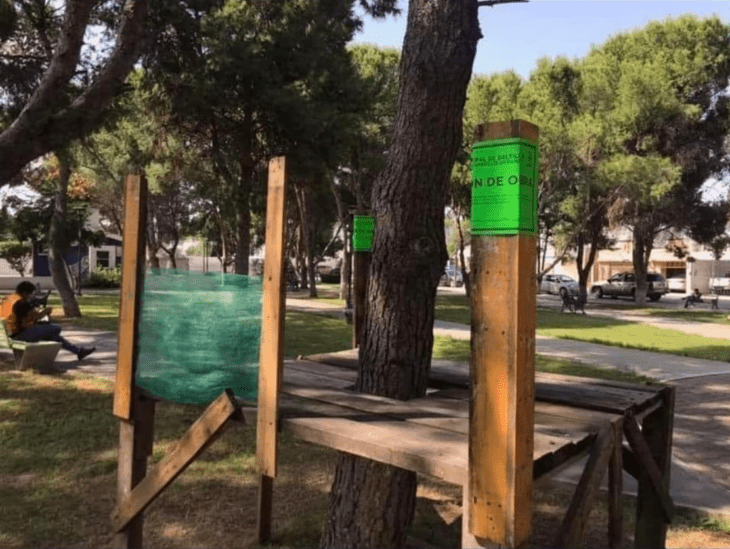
<box><xmin>440</xmin><ymin>266</ymin><xmax>463</xmax><ymax>287</ymax></box>
<box><xmin>540</xmin><ymin>274</ymin><xmax>579</xmax><ymax>296</ymax></box>
<box><xmin>590</xmin><ymin>272</ymin><xmax>668</xmax><ymax>301</ymax></box>
<box><xmin>666</xmin><ymin>275</ymin><xmax>686</xmax><ymax>293</ymax></box>
<box><xmin>710</xmin><ymin>272</ymin><xmax>730</xmax><ymax>294</ymax></box>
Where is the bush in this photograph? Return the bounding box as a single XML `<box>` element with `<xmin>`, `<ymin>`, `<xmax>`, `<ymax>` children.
<box><xmin>83</xmin><ymin>266</ymin><xmax>122</xmax><ymax>288</ymax></box>
<box><xmin>0</xmin><ymin>240</ymin><xmax>32</xmax><ymax>276</ymax></box>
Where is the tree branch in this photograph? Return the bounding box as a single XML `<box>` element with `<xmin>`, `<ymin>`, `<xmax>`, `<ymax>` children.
<box><xmin>477</xmin><ymin>0</ymin><xmax>528</xmax><ymax>6</ymax></box>
<box><xmin>0</xmin><ymin>0</ymin><xmax>149</xmax><ymax>185</ymax></box>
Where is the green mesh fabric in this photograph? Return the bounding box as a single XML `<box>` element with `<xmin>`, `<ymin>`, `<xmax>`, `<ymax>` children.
<box><xmin>135</xmin><ymin>269</ymin><xmax>261</xmax><ymax>404</ymax></box>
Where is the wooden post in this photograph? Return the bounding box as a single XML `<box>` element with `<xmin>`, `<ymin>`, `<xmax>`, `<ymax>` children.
<box><xmin>114</xmin><ymin>394</ymin><xmax>155</xmax><ymax>549</ymax></box>
<box><xmin>113</xmin><ymin>174</ymin><xmax>151</xmax><ymax>549</ymax></box>
<box><xmin>114</xmin><ymin>174</ymin><xmax>147</xmax><ymax>421</ymax></box>
<box><xmin>256</xmin><ymin>157</ymin><xmax>288</xmax><ymax>544</ymax></box>
<box><xmin>634</xmin><ymin>386</ymin><xmax>675</xmax><ymax>549</ymax></box>
<box><xmin>352</xmin><ymin>209</ymin><xmax>370</xmax><ymax>348</ymax></box>
<box><xmin>469</xmin><ymin>120</ymin><xmax>538</xmax><ymax>547</ymax></box>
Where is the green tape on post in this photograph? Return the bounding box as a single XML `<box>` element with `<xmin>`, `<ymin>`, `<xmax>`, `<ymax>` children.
<box><xmin>353</xmin><ymin>215</ymin><xmax>375</xmax><ymax>252</ymax></box>
<box><xmin>471</xmin><ymin>137</ymin><xmax>538</xmax><ymax>236</ymax></box>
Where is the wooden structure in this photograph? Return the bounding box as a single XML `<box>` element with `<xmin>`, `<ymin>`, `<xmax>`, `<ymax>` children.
<box><xmin>110</xmin><ymin>160</ymin><xmax>288</xmax><ymax>549</ymax></box>
<box><xmin>276</xmin><ymin>350</ymin><xmax>675</xmax><ymax>549</ymax></box>
<box><xmin>351</xmin><ymin>208</ymin><xmax>371</xmax><ymax>348</ymax></box>
<box><xmin>469</xmin><ymin>120</ymin><xmax>539</xmax><ymax>546</ymax></box>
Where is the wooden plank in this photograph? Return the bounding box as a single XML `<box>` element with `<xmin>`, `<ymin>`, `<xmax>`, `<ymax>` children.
<box><xmin>256</xmin><ymin>156</ymin><xmax>288</xmax><ymax>477</ymax></box>
<box><xmin>304</xmin><ymin>351</ymin><xmax>661</xmax><ymax>415</ymax></box>
<box><xmin>608</xmin><ymin>420</ymin><xmax>624</xmax><ymax>549</ymax></box>
<box><xmin>286</xmin><ymin>359</ymin><xmax>358</xmax><ymax>384</ymax></box>
<box><xmin>634</xmin><ymin>386</ymin><xmax>675</xmax><ymax>549</ymax></box>
<box><xmin>623</xmin><ymin>445</ymin><xmax>640</xmax><ymax>480</ymax></box>
<box><xmin>470</xmin><ymin>230</ymin><xmax>536</xmax><ymax>546</ymax></box>
<box><xmin>111</xmin><ymin>390</ymin><xmax>239</xmax><ymax>533</ymax></box>
<box><xmin>113</xmin><ymin>174</ymin><xmax>147</xmax><ymax>421</ymax></box>
<box><xmin>114</xmin><ymin>393</ymin><xmax>154</xmax><ymax>549</ymax></box>
<box><xmin>256</xmin><ymin>157</ymin><xmax>288</xmax><ymax>545</ymax></box>
<box><xmin>624</xmin><ymin>412</ymin><xmax>675</xmax><ymax>523</ymax></box>
<box><xmin>554</xmin><ymin>424</ymin><xmax>615</xmax><ymax>548</ymax></box>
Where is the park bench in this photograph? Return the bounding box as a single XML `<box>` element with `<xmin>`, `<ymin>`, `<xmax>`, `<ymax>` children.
<box><xmin>682</xmin><ymin>293</ymin><xmax>719</xmax><ymax>310</ymax></box>
<box><xmin>561</xmin><ymin>292</ymin><xmax>586</xmax><ymax>314</ymax></box>
<box><xmin>0</xmin><ymin>323</ymin><xmax>62</xmax><ymax>371</ymax></box>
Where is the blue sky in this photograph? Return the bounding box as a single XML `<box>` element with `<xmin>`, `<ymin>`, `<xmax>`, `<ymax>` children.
<box><xmin>353</xmin><ymin>1</ymin><xmax>730</xmax><ymax>80</ymax></box>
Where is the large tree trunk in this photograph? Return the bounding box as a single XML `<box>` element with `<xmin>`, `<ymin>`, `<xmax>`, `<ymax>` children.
<box><xmin>320</xmin><ymin>2</ymin><xmax>480</xmax><ymax>547</ymax></box>
<box><xmin>632</xmin><ymin>225</ymin><xmax>651</xmax><ymax>305</ymax></box>
<box><xmin>49</xmin><ymin>153</ymin><xmax>82</xmax><ymax>318</ymax></box>
<box><xmin>235</xmin><ymin>115</ymin><xmax>254</xmax><ymax>275</ymax></box>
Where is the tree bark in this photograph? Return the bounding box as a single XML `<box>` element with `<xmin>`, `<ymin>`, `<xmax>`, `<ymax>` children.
<box><xmin>321</xmin><ymin>1</ymin><xmax>480</xmax><ymax>547</ymax></box>
<box><xmin>633</xmin><ymin>225</ymin><xmax>650</xmax><ymax>305</ymax></box>
<box><xmin>49</xmin><ymin>152</ymin><xmax>82</xmax><ymax>318</ymax></box>
<box><xmin>0</xmin><ymin>0</ymin><xmax>149</xmax><ymax>184</ymax></box>
<box><xmin>456</xmin><ymin>213</ymin><xmax>470</xmax><ymax>297</ymax></box>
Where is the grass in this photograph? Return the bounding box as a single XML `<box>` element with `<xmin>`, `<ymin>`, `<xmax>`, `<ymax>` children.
<box><xmin>0</xmin><ymin>365</ymin><xmax>725</xmax><ymax>548</ymax></box>
<box><xmin>435</xmin><ymin>294</ymin><xmax>730</xmax><ymax>362</ymax></box>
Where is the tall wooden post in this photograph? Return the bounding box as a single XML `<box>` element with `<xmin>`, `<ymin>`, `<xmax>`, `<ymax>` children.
<box><xmin>634</xmin><ymin>386</ymin><xmax>675</xmax><ymax>549</ymax></box>
<box><xmin>256</xmin><ymin>157</ymin><xmax>288</xmax><ymax>543</ymax></box>
<box><xmin>467</xmin><ymin>120</ymin><xmax>538</xmax><ymax>548</ymax></box>
<box><xmin>113</xmin><ymin>173</ymin><xmax>153</xmax><ymax>549</ymax></box>
<box><xmin>352</xmin><ymin>209</ymin><xmax>372</xmax><ymax>348</ymax></box>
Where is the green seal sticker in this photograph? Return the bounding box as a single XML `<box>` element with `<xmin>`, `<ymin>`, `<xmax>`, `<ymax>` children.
<box><xmin>353</xmin><ymin>215</ymin><xmax>375</xmax><ymax>252</ymax></box>
<box><xmin>471</xmin><ymin>137</ymin><xmax>538</xmax><ymax>236</ymax></box>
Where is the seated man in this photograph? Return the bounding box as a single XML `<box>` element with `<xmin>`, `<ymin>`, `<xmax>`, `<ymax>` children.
<box><xmin>683</xmin><ymin>288</ymin><xmax>703</xmax><ymax>308</ymax></box>
<box><xmin>1</xmin><ymin>281</ymin><xmax>95</xmax><ymax>360</ymax></box>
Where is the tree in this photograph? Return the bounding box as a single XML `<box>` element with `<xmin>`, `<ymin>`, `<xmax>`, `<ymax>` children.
<box><xmin>0</xmin><ymin>241</ymin><xmax>32</xmax><ymax>276</ymax></box>
<box><xmin>0</xmin><ymin>0</ymin><xmax>150</xmax><ymax>184</ymax></box>
<box><xmin>321</xmin><ymin>0</ymin><xmax>493</xmax><ymax>546</ymax></box>
<box><xmin>599</xmin><ymin>154</ymin><xmax>681</xmax><ymax>304</ymax></box>
<box><xmin>581</xmin><ymin>15</ymin><xmax>730</xmax><ymax>303</ymax></box>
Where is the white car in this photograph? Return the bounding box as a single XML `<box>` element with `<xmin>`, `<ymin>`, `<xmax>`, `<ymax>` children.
<box><xmin>540</xmin><ymin>274</ymin><xmax>579</xmax><ymax>297</ymax></box>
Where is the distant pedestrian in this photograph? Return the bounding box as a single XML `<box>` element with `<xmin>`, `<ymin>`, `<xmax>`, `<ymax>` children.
<box><xmin>684</xmin><ymin>288</ymin><xmax>703</xmax><ymax>308</ymax></box>
<box><xmin>1</xmin><ymin>281</ymin><xmax>95</xmax><ymax>360</ymax></box>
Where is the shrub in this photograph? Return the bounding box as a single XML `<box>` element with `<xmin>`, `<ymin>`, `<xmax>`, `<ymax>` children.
<box><xmin>83</xmin><ymin>266</ymin><xmax>122</xmax><ymax>288</ymax></box>
<box><xmin>0</xmin><ymin>240</ymin><xmax>32</xmax><ymax>276</ymax></box>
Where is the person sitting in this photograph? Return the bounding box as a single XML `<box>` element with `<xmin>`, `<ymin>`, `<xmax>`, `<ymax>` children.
<box><xmin>683</xmin><ymin>288</ymin><xmax>703</xmax><ymax>308</ymax></box>
<box><xmin>1</xmin><ymin>281</ymin><xmax>95</xmax><ymax>361</ymax></box>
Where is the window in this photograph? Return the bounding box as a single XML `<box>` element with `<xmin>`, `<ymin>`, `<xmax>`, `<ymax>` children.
<box><xmin>96</xmin><ymin>250</ymin><xmax>110</xmax><ymax>268</ymax></box>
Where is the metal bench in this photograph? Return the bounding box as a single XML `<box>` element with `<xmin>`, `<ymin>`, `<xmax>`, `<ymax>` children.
<box><xmin>0</xmin><ymin>324</ymin><xmax>62</xmax><ymax>371</ymax></box>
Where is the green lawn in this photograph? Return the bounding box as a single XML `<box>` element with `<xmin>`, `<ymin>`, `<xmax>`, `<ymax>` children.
<box><xmin>435</xmin><ymin>294</ymin><xmax>730</xmax><ymax>362</ymax></box>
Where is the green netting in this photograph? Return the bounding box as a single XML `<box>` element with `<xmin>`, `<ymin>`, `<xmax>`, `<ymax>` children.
<box><xmin>135</xmin><ymin>269</ymin><xmax>262</xmax><ymax>404</ymax></box>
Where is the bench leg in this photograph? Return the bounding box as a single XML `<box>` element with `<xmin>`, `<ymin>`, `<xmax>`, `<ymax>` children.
<box><xmin>12</xmin><ymin>349</ymin><xmax>25</xmax><ymax>370</ymax></box>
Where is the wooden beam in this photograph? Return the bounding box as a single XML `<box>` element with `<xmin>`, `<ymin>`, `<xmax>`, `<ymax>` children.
<box><xmin>114</xmin><ymin>393</ymin><xmax>155</xmax><ymax>549</ymax></box>
<box><xmin>352</xmin><ymin>209</ymin><xmax>370</xmax><ymax>348</ymax></box>
<box><xmin>111</xmin><ymin>390</ymin><xmax>239</xmax><ymax>533</ymax></box>
<box><xmin>608</xmin><ymin>420</ymin><xmax>624</xmax><ymax>549</ymax></box>
<box><xmin>113</xmin><ymin>174</ymin><xmax>147</xmax><ymax>421</ymax></box>
<box><xmin>256</xmin><ymin>157</ymin><xmax>288</xmax><ymax>544</ymax></box>
<box><xmin>554</xmin><ymin>424</ymin><xmax>614</xmax><ymax>548</ymax></box>
<box><xmin>469</xmin><ymin>120</ymin><xmax>537</xmax><ymax>548</ymax></box>
<box><xmin>624</xmin><ymin>411</ymin><xmax>675</xmax><ymax>523</ymax></box>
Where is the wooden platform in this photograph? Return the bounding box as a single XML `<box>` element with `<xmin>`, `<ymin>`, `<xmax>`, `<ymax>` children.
<box><xmin>277</xmin><ymin>350</ymin><xmax>675</xmax><ymax>548</ymax></box>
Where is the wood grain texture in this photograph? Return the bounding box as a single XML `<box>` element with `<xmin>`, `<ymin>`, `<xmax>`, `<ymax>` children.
<box><xmin>255</xmin><ymin>157</ymin><xmax>288</xmax><ymax>545</ymax></box>
<box><xmin>469</xmin><ymin>233</ymin><xmax>536</xmax><ymax>546</ymax></box>
<box><xmin>111</xmin><ymin>391</ymin><xmax>238</xmax><ymax>533</ymax></box>
<box><xmin>256</xmin><ymin>157</ymin><xmax>288</xmax><ymax>478</ymax></box>
<box><xmin>634</xmin><ymin>385</ymin><xmax>675</xmax><ymax>549</ymax></box>
<box><xmin>113</xmin><ymin>174</ymin><xmax>147</xmax><ymax>421</ymax></box>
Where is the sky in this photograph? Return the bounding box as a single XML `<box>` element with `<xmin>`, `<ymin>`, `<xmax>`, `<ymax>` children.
<box><xmin>352</xmin><ymin>0</ymin><xmax>730</xmax><ymax>201</ymax></box>
<box><xmin>352</xmin><ymin>1</ymin><xmax>730</xmax><ymax>80</ymax></box>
